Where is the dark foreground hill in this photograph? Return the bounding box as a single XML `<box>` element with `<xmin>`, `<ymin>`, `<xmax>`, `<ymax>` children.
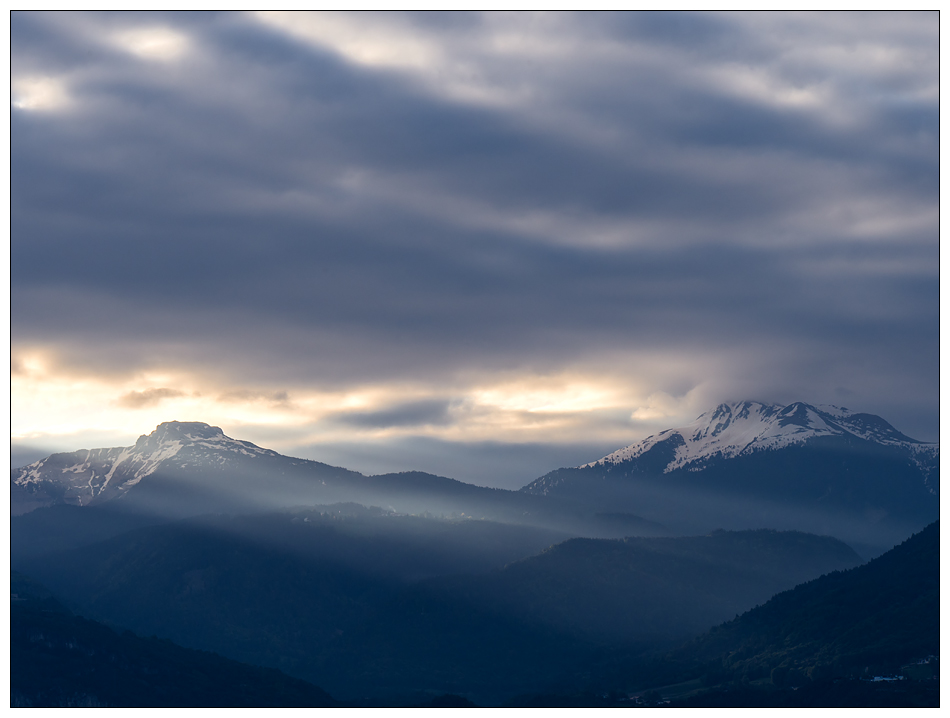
<box><xmin>675</xmin><ymin>520</ymin><xmax>940</xmax><ymax>691</ymax></box>
<box><xmin>10</xmin><ymin>572</ymin><xmax>337</xmax><ymax>708</ymax></box>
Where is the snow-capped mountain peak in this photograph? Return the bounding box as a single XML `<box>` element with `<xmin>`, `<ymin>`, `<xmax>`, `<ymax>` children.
<box><xmin>583</xmin><ymin>401</ymin><xmax>935</xmax><ymax>473</ymax></box>
<box><xmin>12</xmin><ymin>421</ymin><xmax>277</xmax><ymax>509</ymax></box>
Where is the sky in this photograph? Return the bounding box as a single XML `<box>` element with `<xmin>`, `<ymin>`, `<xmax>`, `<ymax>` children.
<box><xmin>10</xmin><ymin>11</ymin><xmax>940</xmax><ymax>489</ymax></box>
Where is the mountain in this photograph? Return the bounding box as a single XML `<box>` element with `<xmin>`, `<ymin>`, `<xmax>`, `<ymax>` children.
<box><xmin>593</xmin><ymin>401</ymin><xmax>934</xmax><ymax>472</ymax></box>
<box><xmin>522</xmin><ymin>401</ymin><xmax>938</xmax><ymax>553</ymax></box>
<box><xmin>10</xmin><ymin>421</ymin><xmax>665</xmax><ymax>538</ymax></box>
<box><xmin>11</xmin><ymin>421</ymin><xmax>358</xmax><ymax>515</ymax></box>
<box><xmin>11</xmin><ymin>571</ymin><xmax>338</xmax><ymax>708</ymax></box>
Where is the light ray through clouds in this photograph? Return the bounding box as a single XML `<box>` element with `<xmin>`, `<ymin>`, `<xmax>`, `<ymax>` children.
<box><xmin>11</xmin><ymin>11</ymin><xmax>938</xmax><ymax>487</ymax></box>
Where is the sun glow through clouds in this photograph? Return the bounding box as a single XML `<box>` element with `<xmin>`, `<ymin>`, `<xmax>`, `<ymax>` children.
<box><xmin>11</xmin><ymin>75</ymin><xmax>70</xmax><ymax>111</ymax></box>
<box><xmin>11</xmin><ymin>353</ymin><xmax>668</xmax><ymax>459</ymax></box>
<box><xmin>113</xmin><ymin>26</ymin><xmax>189</xmax><ymax>62</ymax></box>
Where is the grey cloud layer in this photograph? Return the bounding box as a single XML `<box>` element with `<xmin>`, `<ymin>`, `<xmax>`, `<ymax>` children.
<box><xmin>12</xmin><ymin>11</ymin><xmax>938</xmax><ymax>440</ymax></box>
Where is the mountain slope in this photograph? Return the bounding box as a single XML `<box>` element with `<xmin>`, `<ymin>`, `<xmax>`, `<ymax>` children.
<box><xmin>522</xmin><ymin>401</ymin><xmax>938</xmax><ymax>552</ymax></box>
<box><xmin>527</xmin><ymin>401</ymin><xmax>937</xmax><ymax>493</ymax></box>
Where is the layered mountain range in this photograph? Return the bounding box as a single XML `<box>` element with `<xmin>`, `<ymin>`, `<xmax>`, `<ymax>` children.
<box><xmin>12</xmin><ymin>401</ymin><xmax>938</xmax><ymax>553</ymax></box>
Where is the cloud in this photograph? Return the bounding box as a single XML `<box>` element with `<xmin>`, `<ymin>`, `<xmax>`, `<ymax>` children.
<box><xmin>117</xmin><ymin>388</ymin><xmax>186</xmax><ymax>409</ymax></box>
<box><xmin>218</xmin><ymin>389</ymin><xmax>292</xmax><ymax>407</ymax></box>
<box><xmin>11</xmin><ymin>75</ymin><xmax>70</xmax><ymax>111</ymax></box>
<box><xmin>112</xmin><ymin>25</ymin><xmax>190</xmax><ymax>62</ymax></box>
<box><xmin>10</xmin><ymin>11</ymin><xmax>939</xmax><ymax>476</ymax></box>
<box><xmin>332</xmin><ymin>399</ymin><xmax>458</xmax><ymax>429</ymax></box>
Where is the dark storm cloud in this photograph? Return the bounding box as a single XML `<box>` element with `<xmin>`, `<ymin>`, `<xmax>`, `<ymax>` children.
<box><xmin>12</xmin><ymin>11</ymin><xmax>939</xmax><ymax>452</ymax></box>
